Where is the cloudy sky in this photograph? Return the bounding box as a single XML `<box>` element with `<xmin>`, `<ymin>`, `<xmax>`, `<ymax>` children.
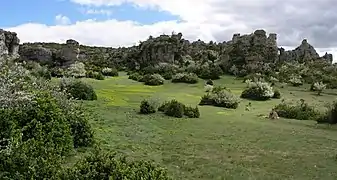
<box><xmin>2</xmin><ymin>0</ymin><xmax>337</xmax><ymax>61</ymax></box>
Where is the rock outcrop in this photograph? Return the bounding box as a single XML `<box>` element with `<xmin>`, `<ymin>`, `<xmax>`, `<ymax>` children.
<box><xmin>0</xmin><ymin>29</ymin><xmax>20</xmax><ymax>58</ymax></box>
<box><xmin>19</xmin><ymin>44</ymin><xmax>53</xmax><ymax>65</ymax></box>
<box><xmin>279</xmin><ymin>39</ymin><xmax>319</xmax><ymax>63</ymax></box>
<box><xmin>279</xmin><ymin>39</ymin><xmax>333</xmax><ymax>63</ymax></box>
<box><xmin>54</xmin><ymin>39</ymin><xmax>81</xmax><ymax>67</ymax></box>
<box><xmin>221</xmin><ymin>29</ymin><xmax>279</xmax><ymax>67</ymax></box>
<box><xmin>136</xmin><ymin>33</ymin><xmax>187</xmax><ymax>68</ymax></box>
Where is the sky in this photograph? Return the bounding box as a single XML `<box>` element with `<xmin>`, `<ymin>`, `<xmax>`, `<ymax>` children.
<box><xmin>1</xmin><ymin>0</ymin><xmax>337</xmax><ymax>61</ymax></box>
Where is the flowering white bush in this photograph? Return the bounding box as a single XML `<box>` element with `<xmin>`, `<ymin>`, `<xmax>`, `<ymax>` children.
<box><xmin>241</xmin><ymin>81</ymin><xmax>274</xmax><ymax>100</ymax></box>
<box><xmin>313</xmin><ymin>81</ymin><xmax>326</xmax><ymax>95</ymax></box>
<box><xmin>289</xmin><ymin>76</ymin><xmax>303</xmax><ymax>86</ymax></box>
<box><xmin>101</xmin><ymin>67</ymin><xmax>118</xmax><ymax>76</ymax></box>
<box><xmin>0</xmin><ymin>58</ymin><xmax>36</xmax><ymax>108</ymax></box>
<box><xmin>204</xmin><ymin>84</ymin><xmax>213</xmax><ymax>92</ymax></box>
<box><xmin>66</xmin><ymin>61</ymin><xmax>86</xmax><ymax>78</ymax></box>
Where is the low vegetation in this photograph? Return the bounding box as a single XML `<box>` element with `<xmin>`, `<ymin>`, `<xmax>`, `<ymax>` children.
<box><xmin>60</xmin><ymin>78</ymin><xmax>97</xmax><ymax>100</ymax></box>
<box><xmin>241</xmin><ymin>81</ymin><xmax>274</xmax><ymax>101</ymax></box>
<box><xmin>171</xmin><ymin>73</ymin><xmax>198</xmax><ymax>84</ymax></box>
<box><xmin>199</xmin><ymin>86</ymin><xmax>240</xmax><ymax>109</ymax></box>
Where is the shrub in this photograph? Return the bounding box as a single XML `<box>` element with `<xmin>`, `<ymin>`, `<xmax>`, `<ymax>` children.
<box><xmin>172</xmin><ymin>73</ymin><xmax>198</xmax><ymax>84</ymax></box>
<box><xmin>128</xmin><ymin>72</ymin><xmax>143</xmax><ymax>81</ymax></box>
<box><xmin>289</xmin><ymin>76</ymin><xmax>303</xmax><ymax>86</ymax></box>
<box><xmin>0</xmin><ymin>59</ymin><xmax>94</xmax><ymax>179</ymax></box>
<box><xmin>206</xmin><ymin>79</ymin><xmax>214</xmax><ymax>85</ymax></box>
<box><xmin>87</xmin><ymin>71</ymin><xmax>105</xmax><ymax>80</ymax></box>
<box><xmin>51</xmin><ymin>67</ymin><xmax>65</xmax><ymax>77</ymax></box>
<box><xmin>101</xmin><ymin>67</ymin><xmax>118</xmax><ymax>76</ymax></box>
<box><xmin>197</xmin><ymin>64</ymin><xmax>223</xmax><ymax>80</ymax></box>
<box><xmin>164</xmin><ymin>100</ymin><xmax>185</xmax><ymax>118</ymax></box>
<box><xmin>60</xmin><ymin>78</ymin><xmax>97</xmax><ymax>100</ymax></box>
<box><xmin>241</xmin><ymin>81</ymin><xmax>274</xmax><ymax>101</ymax></box>
<box><xmin>162</xmin><ymin>72</ymin><xmax>173</xmax><ymax>80</ymax></box>
<box><xmin>29</xmin><ymin>64</ymin><xmax>52</xmax><ymax>80</ymax></box>
<box><xmin>272</xmin><ymin>89</ymin><xmax>281</xmax><ymax>99</ymax></box>
<box><xmin>274</xmin><ymin>100</ymin><xmax>321</xmax><ymax>120</ymax></box>
<box><xmin>94</xmin><ymin>72</ymin><xmax>105</xmax><ymax>80</ymax></box>
<box><xmin>316</xmin><ymin>101</ymin><xmax>337</xmax><ymax>124</ymax></box>
<box><xmin>312</xmin><ymin>81</ymin><xmax>326</xmax><ymax>95</ymax></box>
<box><xmin>199</xmin><ymin>89</ymin><xmax>240</xmax><ymax>109</ymax></box>
<box><xmin>60</xmin><ymin>149</ymin><xmax>172</xmax><ymax>179</ymax></box>
<box><xmin>144</xmin><ymin>74</ymin><xmax>165</xmax><ymax>86</ymax></box>
<box><xmin>184</xmin><ymin>106</ymin><xmax>200</xmax><ymax>118</ymax></box>
<box><xmin>204</xmin><ymin>84</ymin><xmax>213</xmax><ymax>92</ymax></box>
<box><xmin>139</xmin><ymin>99</ymin><xmax>157</xmax><ymax>114</ymax></box>
<box><xmin>66</xmin><ymin>61</ymin><xmax>86</xmax><ymax>78</ymax></box>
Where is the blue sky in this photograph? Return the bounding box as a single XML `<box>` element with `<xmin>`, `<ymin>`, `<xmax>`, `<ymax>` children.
<box><xmin>0</xmin><ymin>0</ymin><xmax>179</xmax><ymax>27</ymax></box>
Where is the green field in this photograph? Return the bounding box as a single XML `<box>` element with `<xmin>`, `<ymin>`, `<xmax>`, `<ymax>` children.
<box><xmin>79</xmin><ymin>73</ymin><xmax>337</xmax><ymax>179</ymax></box>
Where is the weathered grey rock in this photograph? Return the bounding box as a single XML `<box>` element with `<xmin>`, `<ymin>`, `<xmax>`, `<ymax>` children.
<box><xmin>0</xmin><ymin>29</ymin><xmax>20</xmax><ymax>58</ymax></box>
<box><xmin>222</xmin><ymin>29</ymin><xmax>279</xmax><ymax>66</ymax></box>
<box><xmin>137</xmin><ymin>33</ymin><xmax>187</xmax><ymax>68</ymax></box>
<box><xmin>279</xmin><ymin>39</ymin><xmax>320</xmax><ymax>63</ymax></box>
<box><xmin>322</xmin><ymin>52</ymin><xmax>333</xmax><ymax>63</ymax></box>
<box><xmin>19</xmin><ymin>45</ymin><xmax>53</xmax><ymax>64</ymax></box>
<box><xmin>55</xmin><ymin>39</ymin><xmax>80</xmax><ymax>67</ymax></box>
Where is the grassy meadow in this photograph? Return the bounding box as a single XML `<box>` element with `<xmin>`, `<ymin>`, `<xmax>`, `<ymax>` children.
<box><xmin>76</xmin><ymin>72</ymin><xmax>337</xmax><ymax>179</ymax></box>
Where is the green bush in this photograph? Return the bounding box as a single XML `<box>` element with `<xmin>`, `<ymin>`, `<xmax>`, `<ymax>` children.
<box><xmin>60</xmin><ymin>149</ymin><xmax>172</xmax><ymax>179</ymax></box>
<box><xmin>316</xmin><ymin>101</ymin><xmax>337</xmax><ymax>124</ymax></box>
<box><xmin>241</xmin><ymin>81</ymin><xmax>274</xmax><ymax>101</ymax></box>
<box><xmin>289</xmin><ymin>76</ymin><xmax>303</xmax><ymax>87</ymax></box>
<box><xmin>197</xmin><ymin>64</ymin><xmax>223</xmax><ymax>80</ymax></box>
<box><xmin>200</xmin><ymin>89</ymin><xmax>240</xmax><ymax>109</ymax></box>
<box><xmin>94</xmin><ymin>72</ymin><xmax>105</xmax><ymax>80</ymax></box>
<box><xmin>184</xmin><ymin>106</ymin><xmax>200</xmax><ymax>118</ymax></box>
<box><xmin>272</xmin><ymin>89</ymin><xmax>281</xmax><ymax>99</ymax></box>
<box><xmin>143</xmin><ymin>74</ymin><xmax>165</xmax><ymax>86</ymax></box>
<box><xmin>172</xmin><ymin>73</ymin><xmax>198</xmax><ymax>84</ymax></box>
<box><xmin>51</xmin><ymin>67</ymin><xmax>65</xmax><ymax>77</ymax></box>
<box><xmin>162</xmin><ymin>72</ymin><xmax>173</xmax><ymax>80</ymax></box>
<box><xmin>274</xmin><ymin>100</ymin><xmax>321</xmax><ymax>120</ymax></box>
<box><xmin>65</xmin><ymin>106</ymin><xmax>94</xmax><ymax>148</ymax></box>
<box><xmin>101</xmin><ymin>67</ymin><xmax>118</xmax><ymax>76</ymax></box>
<box><xmin>60</xmin><ymin>78</ymin><xmax>97</xmax><ymax>100</ymax></box>
<box><xmin>140</xmin><ymin>99</ymin><xmax>157</xmax><ymax>114</ymax></box>
<box><xmin>164</xmin><ymin>100</ymin><xmax>185</xmax><ymax>118</ymax></box>
<box><xmin>86</xmin><ymin>71</ymin><xmax>105</xmax><ymax>80</ymax></box>
<box><xmin>128</xmin><ymin>72</ymin><xmax>143</xmax><ymax>81</ymax></box>
<box><xmin>0</xmin><ymin>92</ymin><xmax>73</xmax><ymax>179</ymax></box>
<box><xmin>0</xmin><ymin>60</ymin><xmax>94</xmax><ymax>179</ymax></box>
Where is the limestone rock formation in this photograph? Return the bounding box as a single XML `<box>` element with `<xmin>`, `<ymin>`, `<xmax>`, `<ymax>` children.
<box><xmin>221</xmin><ymin>29</ymin><xmax>279</xmax><ymax>67</ymax></box>
<box><xmin>279</xmin><ymin>39</ymin><xmax>320</xmax><ymax>63</ymax></box>
<box><xmin>0</xmin><ymin>29</ymin><xmax>20</xmax><ymax>58</ymax></box>
<box><xmin>19</xmin><ymin>44</ymin><xmax>53</xmax><ymax>65</ymax></box>
<box><xmin>136</xmin><ymin>33</ymin><xmax>188</xmax><ymax>68</ymax></box>
<box><xmin>55</xmin><ymin>39</ymin><xmax>81</xmax><ymax>67</ymax></box>
<box><xmin>322</xmin><ymin>52</ymin><xmax>333</xmax><ymax>63</ymax></box>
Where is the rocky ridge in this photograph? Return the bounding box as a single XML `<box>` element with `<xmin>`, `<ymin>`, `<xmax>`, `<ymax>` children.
<box><xmin>0</xmin><ymin>29</ymin><xmax>333</xmax><ymax>68</ymax></box>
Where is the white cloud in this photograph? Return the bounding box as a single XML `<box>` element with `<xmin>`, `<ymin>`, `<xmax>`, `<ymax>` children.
<box><xmin>55</xmin><ymin>14</ymin><xmax>71</xmax><ymax>25</ymax></box>
<box><xmin>85</xmin><ymin>9</ymin><xmax>113</xmax><ymax>16</ymax></box>
<box><xmin>4</xmin><ymin>0</ymin><xmax>337</xmax><ymax>62</ymax></box>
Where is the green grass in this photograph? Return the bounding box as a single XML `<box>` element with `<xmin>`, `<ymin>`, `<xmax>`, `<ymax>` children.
<box><xmin>77</xmin><ymin>73</ymin><xmax>337</xmax><ymax>179</ymax></box>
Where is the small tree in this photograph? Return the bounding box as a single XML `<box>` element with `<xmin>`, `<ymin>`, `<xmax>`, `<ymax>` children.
<box><xmin>313</xmin><ymin>81</ymin><xmax>326</xmax><ymax>95</ymax></box>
